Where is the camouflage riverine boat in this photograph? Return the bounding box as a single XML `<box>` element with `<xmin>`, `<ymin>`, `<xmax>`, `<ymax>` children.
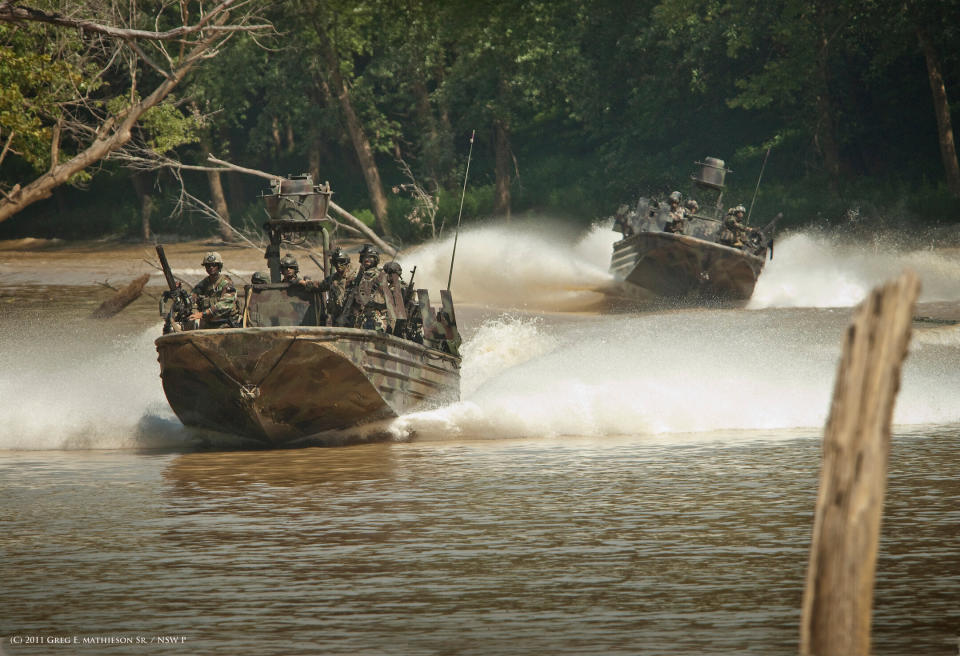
<box><xmin>155</xmin><ymin>176</ymin><xmax>461</xmax><ymax>446</ymax></box>
<box><xmin>610</xmin><ymin>157</ymin><xmax>776</xmax><ymax>301</ymax></box>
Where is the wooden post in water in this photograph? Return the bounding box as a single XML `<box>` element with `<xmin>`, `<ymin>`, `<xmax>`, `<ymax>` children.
<box><xmin>800</xmin><ymin>271</ymin><xmax>920</xmax><ymax>656</ymax></box>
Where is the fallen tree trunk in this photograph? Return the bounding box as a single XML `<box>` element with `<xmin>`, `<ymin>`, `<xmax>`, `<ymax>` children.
<box><xmin>800</xmin><ymin>270</ymin><xmax>920</xmax><ymax>656</ymax></box>
<box><xmin>91</xmin><ymin>273</ymin><xmax>150</xmax><ymax>318</ymax></box>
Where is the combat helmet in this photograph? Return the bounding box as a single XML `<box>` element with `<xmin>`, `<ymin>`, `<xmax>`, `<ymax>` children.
<box><xmin>330</xmin><ymin>247</ymin><xmax>350</xmax><ymax>266</ymax></box>
<box><xmin>668</xmin><ymin>191</ymin><xmax>682</xmax><ymax>204</ymax></box>
<box><xmin>358</xmin><ymin>244</ymin><xmax>380</xmax><ymax>266</ymax></box>
<box><xmin>251</xmin><ymin>271</ymin><xmax>269</xmax><ymax>284</ymax></box>
<box><xmin>685</xmin><ymin>199</ymin><xmax>699</xmax><ymax>214</ymax></box>
<box><xmin>732</xmin><ymin>204</ymin><xmax>746</xmax><ymax>215</ymax></box>
<box><xmin>279</xmin><ymin>254</ymin><xmax>299</xmax><ymax>271</ymax></box>
<box><xmin>201</xmin><ymin>251</ymin><xmax>223</xmax><ymax>268</ymax></box>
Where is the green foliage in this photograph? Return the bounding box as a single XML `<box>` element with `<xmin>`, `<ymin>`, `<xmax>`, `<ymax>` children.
<box><xmin>350</xmin><ymin>208</ymin><xmax>377</xmax><ymax>228</ymax></box>
<box><xmin>0</xmin><ymin>23</ymin><xmax>88</xmax><ymax>171</ymax></box>
<box><xmin>138</xmin><ymin>101</ymin><xmax>203</xmax><ymax>154</ymax></box>
<box><xmin>3</xmin><ymin>0</ymin><xmax>960</xmax><ymax>241</ymax></box>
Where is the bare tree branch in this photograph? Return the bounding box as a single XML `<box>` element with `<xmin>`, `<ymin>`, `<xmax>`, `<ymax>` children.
<box><xmin>0</xmin><ymin>0</ymin><xmax>271</xmax><ymax>41</ymax></box>
<box><xmin>0</xmin><ymin>0</ymin><xmax>272</xmax><ymax>224</ymax></box>
<box><xmin>0</xmin><ymin>130</ymin><xmax>16</xmax><ymax>168</ymax></box>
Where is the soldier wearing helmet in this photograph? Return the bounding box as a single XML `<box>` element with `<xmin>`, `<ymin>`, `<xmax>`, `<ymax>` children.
<box><xmin>719</xmin><ymin>204</ymin><xmax>754</xmax><ymax>248</ymax></box>
<box><xmin>278</xmin><ymin>254</ymin><xmax>302</xmax><ymax>283</ymax></box>
<box><xmin>188</xmin><ymin>251</ymin><xmax>240</xmax><ymax>328</ymax></box>
<box><xmin>684</xmin><ymin>199</ymin><xmax>699</xmax><ymax>216</ymax></box>
<box><xmin>339</xmin><ymin>244</ymin><xmax>388</xmax><ymax>332</ymax></box>
<box><xmin>251</xmin><ymin>271</ymin><xmax>270</xmax><ymax>285</ymax></box>
<box><xmin>663</xmin><ymin>191</ymin><xmax>686</xmax><ymax>234</ymax></box>
<box><xmin>299</xmin><ymin>246</ymin><xmax>354</xmax><ymax>324</ymax></box>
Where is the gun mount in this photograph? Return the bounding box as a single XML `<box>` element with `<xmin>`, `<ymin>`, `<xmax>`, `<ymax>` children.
<box><xmin>261</xmin><ymin>174</ymin><xmax>333</xmax><ymax>282</ymax></box>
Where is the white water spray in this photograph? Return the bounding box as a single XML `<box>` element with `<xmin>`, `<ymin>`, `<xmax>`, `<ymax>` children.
<box><xmin>3</xmin><ymin>222</ymin><xmax>960</xmax><ymax>451</ymax></box>
<box><xmin>0</xmin><ymin>324</ymin><xmax>189</xmax><ymax>450</ymax></box>
<box><xmin>750</xmin><ymin>232</ymin><xmax>960</xmax><ymax>308</ymax></box>
<box><xmin>401</xmin><ymin>220</ymin><xmax>617</xmax><ymax>311</ymax></box>
<box><xmin>390</xmin><ymin>307</ymin><xmax>960</xmax><ymax>442</ymax></box>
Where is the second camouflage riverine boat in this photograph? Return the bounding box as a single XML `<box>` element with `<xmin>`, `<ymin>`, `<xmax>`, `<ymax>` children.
<box><xmin>609</xmin><ymin>157</ymin><xmax>776</xmax><ymax>302</ymax></box>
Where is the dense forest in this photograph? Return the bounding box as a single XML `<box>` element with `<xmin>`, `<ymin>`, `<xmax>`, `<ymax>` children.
<box><xmin>1</xmin><ymin>0</ymin><xmax>958</xmax><ymax>246</ymax></box>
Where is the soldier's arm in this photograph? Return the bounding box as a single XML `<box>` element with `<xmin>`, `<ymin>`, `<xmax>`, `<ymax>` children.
<box><xmin>204</xmin><ymin>281</ymin><xmax>238</xmax><ymax>321</ymax></box>
<box><xmin>310</xmin><ymin>275</ymin><xmax>334</xmax><ymax>291</ymax></box>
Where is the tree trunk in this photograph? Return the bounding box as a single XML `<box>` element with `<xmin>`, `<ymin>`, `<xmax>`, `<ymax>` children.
<box><xmin>226</xmin><ymin>172</ymin><xmax>245</xmax><ymax>215</ymax></box>
<box><xmin>91</xmin><ymin>273</ymin><xmax>150</xmax><ymax>318</ymax></box>
<box><xmin>917</xmin><ymin>27</ymin><xmax>960</xmax><ymax>199</ymax></box>
<box><xmin>207</xmin><ymin>167</ymin><xmax>232</xmax><ymax>241</ymax></box>
<box><xmin>131</xmin><ymin>172</ymin><xmax>155</xmax><ymax>241</ymax></box>
<box><xmin>315</xmin><ymin>25</ymin><xmax>392</xmax><ymax>238</ymax></box>
<box><xmin>412</xmin><ymin>76</ymin><xmax>442</xmax><ymax>180</ymax></box>
<box><xmin>815</xmin><ymin>39</ymin><xmax>842</xmax><ymax>189</ymax></box>
<box><xmin>195</xmin><ymin>125</ymin><xmax>232</xmax><ymax>241</ymax></box>
<box><xmin>271</xmin><ymin>115</ymin><xmax>282</xmax><ymax>155</ymax></box>
<box><xmin>493</xmin><ymin>118</ymin><xmax>512</xmax><ymax>219</ymax></box>
<box><xmin>800</xmin><ymin>271</ymin><xmax>920</xmax><ymax>656</ymax></box>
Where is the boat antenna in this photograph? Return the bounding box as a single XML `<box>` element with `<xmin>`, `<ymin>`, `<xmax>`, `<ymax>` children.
<box><xmin>447</xmin><ymin>129</ymin><xmax>475</xmax><ymax>291</ymax></box>
<box><xmin>746</xmin><ymin>147</ymin><xmax>771</xmax><ymax>225</ymax></box>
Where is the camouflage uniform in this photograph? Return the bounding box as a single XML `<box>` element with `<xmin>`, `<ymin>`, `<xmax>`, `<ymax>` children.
<box><xmin>663</xmin><ymin>191</ymin><xmax>686</xmax><ymax>234</ymax></box>
<box><xmin>311</xmin><ymin>265</ymin><xmax>354</xmax><ymax>325</ymax></box>
<box><xmin>346</xmin><ymin>268</ymin><xmax>388</xmax><ymax>332</ymax></box>
<box><xmin>192</xmin><ymin>272</ymin><xmax>240</xmax><ymax>328</ymax></box>
<box><xmin>340</xmin><ymin>244</ymin><xmax>387</xmax><ymax>332</ymax></box>
<box><xmin>720</xmin><ymin>205</ymin><xmax>751</xmax><ymax>247</ymax></box>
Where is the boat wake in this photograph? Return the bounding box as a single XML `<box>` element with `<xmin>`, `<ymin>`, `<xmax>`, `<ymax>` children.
<box><xmin>402</xmin><ymin>219</ymin><xmax>617</xmax><ymax>312</ymax></box>
<box><xmin>3</xmin><ymin>221</ymin><xmax>960</xmax><ymax>451</ymax></box>
<box><xmin>389</xmin><ymin>307</ymin><xmax>960</xmax><ymax>443</ymax></box>
<box><xmin>0</xmin><ymin>325</ymin><xmax>194</xmax><ymax>451</ymax></box>
<box><xmin>750</xmin><ymin>231</ymin><xmax>960</xmax><ymax>308</ymax></box>
<box><xmin>399</xmin><ymin>220</ymin><xmax>960</xmax><ymax>313</ymax></box>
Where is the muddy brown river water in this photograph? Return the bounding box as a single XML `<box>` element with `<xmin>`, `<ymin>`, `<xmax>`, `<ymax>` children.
<box><xmin>1</xmin><ymin>230</ymin><xmax>959</xmax><ymax>654</ymax></box>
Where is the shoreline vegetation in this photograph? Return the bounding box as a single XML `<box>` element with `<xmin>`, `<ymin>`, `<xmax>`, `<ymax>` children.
<box><xmin>0</xmin><ymin>2</ymin><xmax>958</xmax><ymax>247</ymax></box>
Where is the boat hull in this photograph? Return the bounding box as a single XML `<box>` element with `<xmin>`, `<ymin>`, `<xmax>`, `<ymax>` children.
<box><xmin>155</xmin><ymin>326</ymin><xmax>460</xmax><ymax>445</ymax></box>
<box><xmin>611</xmin><ymin>231</ymin><xmax>765</xmax><ymax>301</ymax></box>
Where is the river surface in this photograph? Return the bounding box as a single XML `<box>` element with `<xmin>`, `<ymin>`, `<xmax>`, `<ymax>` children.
<box><xmin>1</xmin><ymin>226</ymin><xmax>960</xmax><ymax>655</ymax></box>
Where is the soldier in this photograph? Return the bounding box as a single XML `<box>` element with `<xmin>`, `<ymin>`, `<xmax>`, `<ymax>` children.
<box><xmin>299</xmin><ymin>247</ymin><xmax>354</xmax><ymax>324</ymax></box>
<box><xmin>684</xmin><ymin>199</ymin><xmax>699</xmax><ymax>217</ymax></box>
<box><xmin>663</xmin><ymin>191</ymin><xmax>686</xmax><ymax>234</ymax></box>
<box><xmin>251</xmin><ymin>271</ymin><xmax>269</xmax><ymax>285</ymax></box>
<box><xmin>340</xmin><ymin>244</ymin><xmax>387</xmax><ymax>332</ymax></box>
<box><xmin>188</xmin><ymin>251</ymin><xmax>240</xmax><ymax>328</ymax></box>
<box><xmin>719</xmin><ymin>204</ymin><xmax>754</xmax><ymax>248</ymax></box>
<box><xmin>613</xmin><ymin>203</ymin><xmax>634</xmax><ymax>237</ymax></box>
<box><xmin>278</xmin><ymin>254</ymin><xmax>303</xmax><ymax>283</ymax></box>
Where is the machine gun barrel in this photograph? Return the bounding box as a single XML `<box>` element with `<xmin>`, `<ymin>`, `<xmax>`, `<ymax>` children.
<box><xmin>404</xmin><ymin>266</ymin><xmax>417</xmax><ymax>304</ymax></box>
<box><xmin>156</xmin><ymin>244</ymin><xmax>194</xmax><ymax>332</ymax></box>
<box><xmin>156</xmin><ymin>244</ymin><xmax>178</xmax><ymax>292</ymax></box>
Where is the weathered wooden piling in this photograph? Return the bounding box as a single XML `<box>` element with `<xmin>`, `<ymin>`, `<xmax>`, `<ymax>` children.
<box><xmin>800</xmin><ymin>271</ymin><xmax>920</xmax><ymax>656</ymax></box>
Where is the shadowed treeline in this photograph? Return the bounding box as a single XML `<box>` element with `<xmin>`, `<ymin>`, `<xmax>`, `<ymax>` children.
<box><xmin>1</xmin><ymin>0</ymin><xmax>958</xmax><ymax>243</ymax></box>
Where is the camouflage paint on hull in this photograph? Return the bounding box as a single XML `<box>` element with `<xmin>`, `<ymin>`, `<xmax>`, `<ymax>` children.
<box><xmin>611</xmin><ymin>231</ymin><xmax>765</xmax><ymax>301</ymax></box>
<box><xmin>155</xmin><ymin>326</ymin><xmax>460</xmax><ymax>445</ymax></box>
